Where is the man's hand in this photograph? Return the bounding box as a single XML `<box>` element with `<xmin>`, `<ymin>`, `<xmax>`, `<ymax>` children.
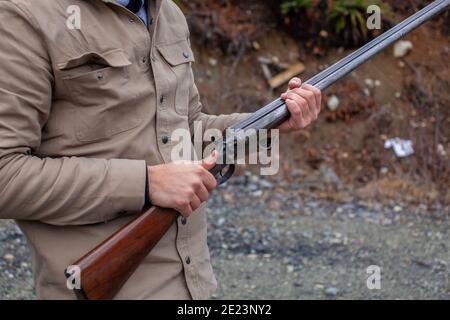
<box><xmin>147</xmin><ymin>152</ymin><xmax>218</xmax><ymax>218</ymax></box>
<box><xmin>278</xmin><ymin>77</ymin><xmax>322</xmax><ymax>131</ymax></box>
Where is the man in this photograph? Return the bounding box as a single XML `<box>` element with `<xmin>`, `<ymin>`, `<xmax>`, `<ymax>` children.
<box><xmin>0</xmin><ymin>0</ymin><xmax>321</xmax><ymax>299</ymax></box>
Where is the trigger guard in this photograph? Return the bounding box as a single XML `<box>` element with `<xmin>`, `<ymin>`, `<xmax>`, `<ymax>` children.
<box><xmin>215</xmin><ymin>165</ymin><xmax>235</xmax><ymax>185</ymax></box>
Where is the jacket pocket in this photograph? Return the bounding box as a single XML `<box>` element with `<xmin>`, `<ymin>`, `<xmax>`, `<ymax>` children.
<box><xmin>58</xmin><ymin>49</ymin><xmax>141</xmax><ymax>143</ymax></box>
<box><xmin>156</xmin><ymin>39</ymin><xmax>195</xmax><ymax>116</ymax></box>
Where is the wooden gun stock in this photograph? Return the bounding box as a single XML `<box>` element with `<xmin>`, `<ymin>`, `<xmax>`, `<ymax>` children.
<box><xmin>67</xmin><ymin>206</ymin><xmax>178</xmax><ymax>300</ymax></box>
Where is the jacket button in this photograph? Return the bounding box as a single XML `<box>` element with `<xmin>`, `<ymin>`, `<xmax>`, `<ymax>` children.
<box><xmin>185</xmin><ymin>256</ymin><xmax>191</xmax><ymax>265</ymax></box>
<box><xmin>183</xmin><ymin>51</ymin><xmax>189</xmax><ymax>59</ymax></box>
<box><xmin>160</xmin><ymin>95</ymin><xmax>165</xmax><ymax>104</ymax></box>
<box><xmin>142</xmin><ymin>57</ymin><xmax>147</xmax><ymax>64</ymax></box>
<box><xmin>181</xmin><ymin>217</ymin><xmax>187</xmax><ymax>225</ymax></box>
<box><xmin>162</xmin><ymin>135</ymin><xmax>169</xmax><ymax>144</ymax></box>
<box><xmin>96</xmin><ymin>72</ymin><xmax>104</xmax><ymax>80</ymax></box>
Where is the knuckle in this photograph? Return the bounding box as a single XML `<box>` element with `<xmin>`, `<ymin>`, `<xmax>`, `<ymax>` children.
<box><xmin>291</xmin><ymin>106</ymin><xmax>301</xmax><ymax>116</ymax></box>
<box><xmin>193</xmin><ymin>180</ymin><xmax>202</xmax><ymax>190</ymax></box>
<box><xmin>176</xmin><ymin>199</ymin><xmax>188</xmax><ymax>208</ymax></box>
<box><xmin>195</xmin><ymin>166</ymin><xmax>203</xmax><ymax>175</ymax></box>
<box><xmin>187</xmin><ymin>189</ymin><xmax>195</xmax><ymax>198</ymax></box>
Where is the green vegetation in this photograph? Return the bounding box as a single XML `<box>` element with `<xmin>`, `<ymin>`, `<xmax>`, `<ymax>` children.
<box><xmin>281</xmin><ymin>0</ymin><xmax>388</xmax><ymax>45</ymax></box>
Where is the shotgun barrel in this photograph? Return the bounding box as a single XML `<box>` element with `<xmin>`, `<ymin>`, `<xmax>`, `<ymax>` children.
<box><xmin>66</xmin><ymin>0</ymin><xmax>450</xmax><ymax>300</ymax></box>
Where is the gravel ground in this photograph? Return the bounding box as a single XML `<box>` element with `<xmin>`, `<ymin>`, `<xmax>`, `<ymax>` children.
<box><xmin>0</xmin><ymin>173</ymin><xmax>449</xmax><ymax>300</ymax></box>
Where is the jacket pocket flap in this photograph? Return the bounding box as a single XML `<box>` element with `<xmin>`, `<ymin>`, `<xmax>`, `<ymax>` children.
<box><xmin>57</xmin><ymin>49</ymin><xmax>132</xmax><ymax>70</ymax></box>
<box><xmin>157</xmin><ymin>39</ymin><xmax>195</xmax><ymax>66</ymax></box>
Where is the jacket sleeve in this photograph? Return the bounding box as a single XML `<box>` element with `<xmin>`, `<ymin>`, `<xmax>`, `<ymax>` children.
<box><xmin>0</xmin><ymin>2</ymin><xmax>147</xmax><ymax>225</ymax></box>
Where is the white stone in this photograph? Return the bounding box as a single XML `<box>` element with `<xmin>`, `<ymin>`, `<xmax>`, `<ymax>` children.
<box><xmin>327</xmin><ymin>95</ymin><xmax>340</xmax><ymax>111</ymax></box>
<box><xmin>208</xmin><ymin>58</ymin><xmax>218</xmax><ymax>67</ymax></box>
<box><xmin>394</xmin><ymin>40</ymin><xmax>413</xmax><ymax>58</ymax></box>
<box><xmin>3</xmin><ymin>254</ymin><xmax>14</xmax><ymax>262</ymax></box>
<box><xmin>364</xmin><ymin>78</ymin><xmax>374</xmax><ymax>88</ymax></box>
<box><xmin>437</xmin><ymin>144</ymin><xmax>446</xmax><ymax>156</ymax></box>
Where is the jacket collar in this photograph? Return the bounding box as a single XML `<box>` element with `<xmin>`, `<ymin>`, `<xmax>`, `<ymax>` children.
<box><xmin>92</xmin><ymin>0</ymin><xmax>163</xmax><ymax>20</ymax></box>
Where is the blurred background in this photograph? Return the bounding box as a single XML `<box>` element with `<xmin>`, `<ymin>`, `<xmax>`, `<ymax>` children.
<box><xmin>0</xmin><ymin>0</ymin><xmax>449</xmax><ymax>299</ymax></box>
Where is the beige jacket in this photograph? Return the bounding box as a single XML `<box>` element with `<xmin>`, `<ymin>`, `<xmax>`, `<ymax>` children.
<box><xmin>0</xmin><ymin>0</ymin><xmax>245</xmax><ymax>299</ymax></box>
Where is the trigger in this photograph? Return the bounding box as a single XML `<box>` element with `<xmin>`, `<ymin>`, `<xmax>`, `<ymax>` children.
<box><xmin>216</xmin><ymin>164</ymin><xmax>235</xmax><ymax>185</ymax></box>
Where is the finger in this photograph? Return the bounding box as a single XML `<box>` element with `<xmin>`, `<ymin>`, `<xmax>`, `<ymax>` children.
<box><xmin>190</xmin><ymin>195</ymin><xmax>202</xmax><ymax>211</ymax></box>
<box><xmin>201</xmin><ymin>150</ymin><xmax>218</xmax><ymax>171</ymax></box>
<box><xmin>287</xmin><ymin>77</ymin><xmax>302</xmax><ymax>90</ymax></box>
<box><xmin>285</xmin><ymin>98</ymin><xmax>305</xmax><ymax>128</ymax></box>
<box><xmin>288</xmin><ymin>89</ymin><xmax>316</xmax><ymax>120</ymax></box>
<box><xmin>201</xmin><ymin>170</ymin><xmax>217</xmax><ymax>192</ymax></box>
<box><xmin>303</xmin><ymin>84</ymin><xmax>322</xmax><ymax>115</ymax></box>
<box><xmin>177</xmin><ymin>204</ymin><xmax>193</xmax><ymax>218</ymax></box>
<box><xmin>297</xmin><ymin>88</ymin><xmax>316</xmax><ymax>113</ymax></box>
<box><xmin>283</xmin><ymin>92</ymin><xmax>309</xmax><ymax>119</ymax></box>
<box><xmin>196</xmin><ymin>184</ymin><xmax>209</xmax><ymax>203</ymax></box>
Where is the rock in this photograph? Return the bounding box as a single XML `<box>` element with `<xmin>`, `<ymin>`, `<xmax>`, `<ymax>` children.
<box><xmin>374</xmin><ymin>80</ymin><xmax>381</xmax><ymax>87</ymax></box>
<box><xmin>324</xmin><ymin>286</ymin><xmax>339</xmax><ymax>296</ymax></box>
<box><xmin>217</xmin><ymin>217</ymin><xmax>226</xmax><ymax>227</ymax></box>
<box><xmin>393</xmin><ymin>205</ymin><xmax>403</xmax><ymax>212</ymax></box>
<box><xmin>327</xmin><ymin>95</ymin><xmax>340</xmax><ymax>111</ymax></box>
<box><xmin>319</xmin><ymin>30</ymin><xmax>328</xmax><ymax>38</ymax></box>
<box><xmin>364</xmin><ymin>78</ymin><xmax>374</xmax><ymax>88</ymax></box>
<box><xmin>252</xmin><ymin>190</ymin><xmax>263</xmax><ymax>197</ymax></box>
<box><xmin>286</xmin><ymin>265</ymin><xmax>295</xmax><ymax>273</ymax></box>
<box><xmin>208</xmin><ymin>58</ymin><xmax>218</xmax><ymax>67</ymax></box>
<box><xmin>395</xmin><ymin>92</ymin><xmax>402</xmax><ymax>99</ymax></box>
<box><xmin>363</xmin><ymin>88</ymin><xmax>371</xmax><ymax>96</ymax></box>
<box><xmin>259</xmin><ymin>179</ymin><xmax>273</xmax><ymax>189</ymax></box>
<box><xmin>3</xmin><ymin>254</ymin><xmax>14</xmax><ymax>262</ymax></box>
<box><xmin>437</xmin><ymin>144</ymin><xmax>446</xmax><ymax>157</ymax></box>
<box><xmin>290</xmin><ymin>169</ymin><xmax>305</xmax><ymax>178</ymax></box>
<box><xmin>319</xmin><ymin>163</ymin><xmax>342</xmax><ymax>190</ymax></box>
<box><xmin>252</xmin><ymin>41</ymin><xmax>261</xmax><ymax>50</ymax></box>
<box><xmin>393</xmin><ymin>40</ymin><xmax>413</xmax><ymax>58</ymax></box>
<box><xmin>314</xmin><ymin>284</ymin><xmax>325</xmax><ymax>290</ymax></box>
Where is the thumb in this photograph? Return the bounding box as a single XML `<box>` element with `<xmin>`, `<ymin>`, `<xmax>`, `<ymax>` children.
<box><xmin>288</xmin><ymin>77</ymin><xmax>302</xmax><ymax>90</ymax></box>
<box><xmin>201</xmin><ymin>150</ymin><xmax>218</xmax><ymax>171</ymax></box>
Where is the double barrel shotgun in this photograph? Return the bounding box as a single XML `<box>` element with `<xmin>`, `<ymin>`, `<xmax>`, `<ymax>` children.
<box><xmin>65</xmin><ymin>0</ymin><xmax>450</xmax><ymax>300</ymax></box>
